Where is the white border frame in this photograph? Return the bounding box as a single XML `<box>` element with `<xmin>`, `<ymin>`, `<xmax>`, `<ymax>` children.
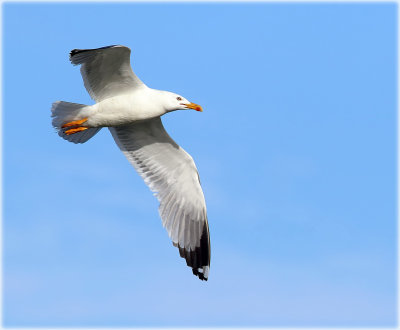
<box><xmin>0</xmin><ymin>1</ymin><xmax>398</xmax><ymax>329</ymax></box>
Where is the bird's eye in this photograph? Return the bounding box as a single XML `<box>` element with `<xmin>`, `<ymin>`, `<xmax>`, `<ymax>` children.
<box><xmin>176</xmin><ymin>97</ymin><xmax>182</xmax><ymax>101</ymax></box>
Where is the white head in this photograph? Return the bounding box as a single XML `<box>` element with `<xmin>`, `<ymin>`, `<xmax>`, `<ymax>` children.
<box><xmin>162</xmin><ymin>91</ymin><xmax>203</xmax><ymax>113</ymax></box>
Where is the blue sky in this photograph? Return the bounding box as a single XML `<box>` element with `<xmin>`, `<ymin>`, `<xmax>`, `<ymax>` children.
<box><xmin>2</xmin><ymin>2</ymin><xmax>397</xmax><ymax>327</ymax></box>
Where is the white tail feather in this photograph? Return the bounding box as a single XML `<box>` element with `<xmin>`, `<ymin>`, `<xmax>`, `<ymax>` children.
<box><xmin>51</xmin><ymin>101</ymin><xmax>101</xmax><ymax>144</ymax></box>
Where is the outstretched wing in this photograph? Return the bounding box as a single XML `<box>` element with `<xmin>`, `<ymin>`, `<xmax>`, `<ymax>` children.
<box><xmin>109</xmin><ymin>118</ymin><xmax>210</xmax><ymax>280</ymax></box>
<box><xmin>70</xmin><ymin>45</ymin><xmax>145</xmax><ymax>102</ymax></box>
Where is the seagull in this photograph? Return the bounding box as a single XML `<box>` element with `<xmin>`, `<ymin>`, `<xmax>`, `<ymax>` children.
<box><xmin>51</xmin><ymin>45</ymin><xmax>210</xmax><ymax>281</ymax></box>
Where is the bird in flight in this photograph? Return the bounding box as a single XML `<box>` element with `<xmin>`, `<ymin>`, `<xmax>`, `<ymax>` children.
<box><xmin>51</xmin><ymin>45</ymin><xmax>210</xmax><ymax>280</ymax></box>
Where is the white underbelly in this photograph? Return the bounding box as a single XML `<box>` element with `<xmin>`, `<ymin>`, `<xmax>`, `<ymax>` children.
<box><xmin>88</xmin><ymin>95</ymin><xmax>163</xmax><ymax>127</ymax></box>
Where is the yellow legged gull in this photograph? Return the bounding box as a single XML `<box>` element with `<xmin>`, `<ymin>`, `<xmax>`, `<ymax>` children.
<box><xmin>51</xmin><ymin>45</ymin><xmax>210</xmax><ymax>281</ymax></box>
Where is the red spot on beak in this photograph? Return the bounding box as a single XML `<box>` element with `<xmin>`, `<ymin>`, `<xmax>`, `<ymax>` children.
<box><xmin>186</xmin><ymin>102</ymin><xmax>203</xmax><ymax>112</ymax></box>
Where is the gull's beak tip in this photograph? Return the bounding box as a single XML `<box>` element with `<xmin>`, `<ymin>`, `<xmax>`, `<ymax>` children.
<box><xmin>186</xmin><ymin>102</ymin><xmax>203</xmax><ymax>112</ymax></box>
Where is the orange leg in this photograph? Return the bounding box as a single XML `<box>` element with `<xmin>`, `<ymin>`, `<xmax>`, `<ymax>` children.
<box><xmin>62</xmin><ymin>118</ymin><xmax>88</xmax><ymax>128</ymax></box>
<box><xmin>64</xmin><ymin>127</ymin><xmax>88</xmax><ymax>135</ymax></box>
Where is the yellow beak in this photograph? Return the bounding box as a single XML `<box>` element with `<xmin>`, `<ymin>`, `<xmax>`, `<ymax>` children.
<box><xmin>185</xmin><ymin>102</ymin><xmax>203</xmax><ymax>112</ymax></box>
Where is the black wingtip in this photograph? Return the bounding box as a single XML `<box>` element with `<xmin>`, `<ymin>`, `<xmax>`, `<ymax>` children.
<box><xmin>69</xmin><ymin>45</ymin><xmax>119</xmax><ymax>59</ymax></box>
<box><xmin>174</xmin><ymin>222</ymin><xmax>210</xmax><ymax>281</ymax></box>
<box><xmin>192</xmin><ymin>268</ymin><xmax>208</xmax><ymax>281</ymax></box>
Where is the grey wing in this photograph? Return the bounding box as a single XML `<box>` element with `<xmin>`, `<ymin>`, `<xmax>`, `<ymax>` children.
<box><xmin>70</xmin><ymin>45</ymin><xmax>145</xmax><ymax>102</ymax></box>
<box><xmin>109</xmin><ymin>118</ymin><xmax>211</xmax><ymax>280</ymax></box>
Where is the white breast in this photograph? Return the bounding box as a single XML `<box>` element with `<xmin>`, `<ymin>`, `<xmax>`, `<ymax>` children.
<box><xmin>88</xmin><ymin>88</ymin><xmax>167</xmax><ymax>127</ymax></box>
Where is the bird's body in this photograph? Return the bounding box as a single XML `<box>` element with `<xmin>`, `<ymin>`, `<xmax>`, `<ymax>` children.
<box><xmin>85</xmin><ymin>89</ymin><xmax>168</xmax><ymax>127</ymax></box>
<box><xmin>51</xmin><ymin>45</ymin><xmax>210</xmax><ymax>280</ymax></box>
